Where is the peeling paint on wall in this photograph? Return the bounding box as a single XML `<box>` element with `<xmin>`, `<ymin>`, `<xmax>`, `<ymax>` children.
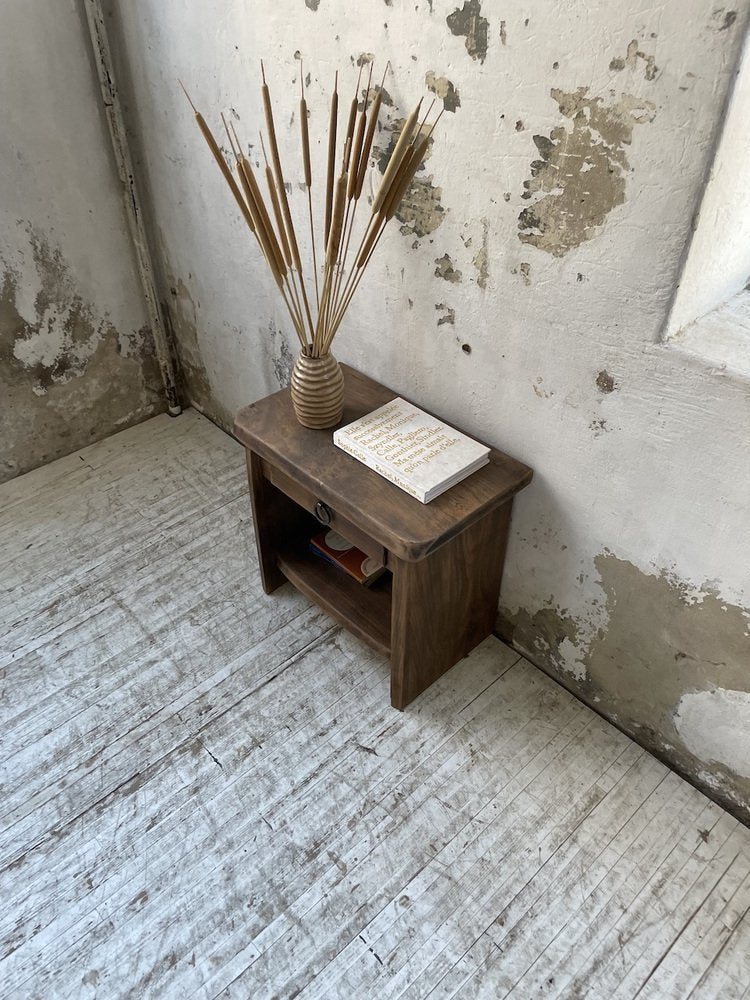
<box><xmin>609</xmin><ymin>39</ymin><xmax>658</xmax><ymax>81</ymax></box>
<box><xmin>434</xmin><ymin>254</ymin><xmax>462</xmax><ymax>283</ymax></box>
<box><xmin>518</xmin><ymin>88</ymin><xmax>656</xmax><ymax>256</ymax></box>
<box><xmin>446</xmin><ymin>0</ymin><xmax>489</xmax><ymax>64</ymax></box>
<box><xmin>0</xmin><ymin>234</ymin><xmax>163</xmax><ymax>482</ymax></box>
<box><xmin>435</xmin><ymin>303</ymin><xmax>455</xmax><ymax>326</ymax></box>
<box><xmin>425</xmin><ymin>71</ymin><xmax>461</xmax><ymax>112</ymax></box>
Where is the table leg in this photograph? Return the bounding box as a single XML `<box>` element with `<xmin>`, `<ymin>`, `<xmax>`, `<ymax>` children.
<box><xmin>246</xmin><ymin>450</ymin><xmax>290</xmax><ymax>594</ymax></box>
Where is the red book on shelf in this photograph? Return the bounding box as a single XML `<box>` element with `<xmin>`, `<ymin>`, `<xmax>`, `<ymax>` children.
<box><xmin>309</xmin><ymin>530</ymin><xmax>386</xmax><ymax>586</ymax></box>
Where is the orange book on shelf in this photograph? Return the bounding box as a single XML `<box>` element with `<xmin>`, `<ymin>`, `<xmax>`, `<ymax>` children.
<box><xmin>309</xmin><ymin>530</ymin><xmax>386</xmax><ymax>586</ymax></box>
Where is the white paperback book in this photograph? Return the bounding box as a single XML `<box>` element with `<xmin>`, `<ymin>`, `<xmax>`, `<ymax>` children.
<box><xmin>333</xmin><ymin>397</ymin><xmax>490</xmax><ymax>503</ymax></box>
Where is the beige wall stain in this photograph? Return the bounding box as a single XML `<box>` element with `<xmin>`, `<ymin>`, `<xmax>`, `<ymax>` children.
<box><xmin>518</xmin><ymin>88</ymin><xmax>656</xmax><ymax>256</ymax></box>
<box><xmin>425</xmin><ymin>71</ymin><xmax>461</xmax><ymax>112</ymax></box>
<box><xmin>499</xmin><ymin>553</ymin><xmax>750</xmax><ymax>821</ymax></box>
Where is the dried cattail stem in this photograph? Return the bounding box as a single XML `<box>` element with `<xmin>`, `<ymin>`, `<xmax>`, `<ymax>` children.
<box><xmin>300</xmin><ymin>99</ymin><xmax>312</xmax><ymax>188</ymax></box>
<box><xmin>190</xmin><ymin>108</ymin><xmax>255</xmax><ymax>232</ymax></box>
<box><xmin>238</xmin><ymin>159</ymin><xmax>286</xmax><ymax>285</ymax></box>
<box><xmin>326</xmin><ymin>172</ymin><xmax>348</xmax><ymax>265</ymax></box>
<box><xmin>371</xmin><ymin>100</ymin><xmax>421</xmax><ymax>215</ymax></box>
<box><xmin>265</xmin><ymin>162</ymin><xmax>293</xmax><ymax>267</ymax></box>
<box><xmin>342</xmin><ymin>65</ymin><xmax>361</xmax><ymax>173</ymax></box>
<box><xmin>385</xmin><ymin>135</ymin><xmax>430</xmax><ymax>220</ymax></box>
<box><xmin>355</xmin><ymin>88</ymin><xmax>383</xmax><ymax>199</ymax></box>
<box><xmin>347</xmin><ymin>64</ymin><xmax>371</xmax><ymax>200</ymax></box>
<box><xmin>356</xmin><ymin>213</ymin><xmax>385</xmax><ymax>269</ymax></box>
<box><xmin>324</xmin><ymin>72</ymin><xmax>338</xmax><ymax>242</ymax></box>
<box><xmin>262</xmin><ymin>74</ymin><xmax>302</xmax><ymax>273</ymax></box>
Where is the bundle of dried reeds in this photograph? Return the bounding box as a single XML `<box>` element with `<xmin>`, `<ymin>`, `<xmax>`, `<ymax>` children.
<box><xmin>181</xmin><ymin>62</ymin><xmax>441</xmax><ymax>358</ymax></box>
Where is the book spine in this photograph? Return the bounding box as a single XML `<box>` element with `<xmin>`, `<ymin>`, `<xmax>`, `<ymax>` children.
<box><xmin>333</xmin><ymin>434</ymin><xmax>427</xmax><ymax>503</ymax></box>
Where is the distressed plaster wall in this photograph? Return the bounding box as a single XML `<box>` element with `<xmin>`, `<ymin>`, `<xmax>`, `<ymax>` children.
<box><xmin>0</xmin><ymin>0</ymin><xmax>165</xmax><ymax>484</ymax></box>
<box><xmin>110</xmin><ymin>1</ymin><xmax>750</xmax><ymax>819</ymax></box>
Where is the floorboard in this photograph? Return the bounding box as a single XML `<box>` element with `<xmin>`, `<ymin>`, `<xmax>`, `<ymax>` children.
<box><xmin>1</xmin><ymin>408</ymin><xmax>748</xmax><ymax>999</ymax></box>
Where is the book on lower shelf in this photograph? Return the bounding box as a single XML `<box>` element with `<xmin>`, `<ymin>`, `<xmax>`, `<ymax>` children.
<box><xmin>333</xmin><ymin>397</ymin><xmax>490</xmax><ymax>503</ymax></box>
<box><xmin>309</xmin><ymin>530</ymin><xmax>387</xmax><ymax>586</ymax></box>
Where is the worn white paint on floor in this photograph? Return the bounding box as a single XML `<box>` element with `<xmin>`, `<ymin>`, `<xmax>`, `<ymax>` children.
<box><xmin>1</xmin><ymin>409</ymin><xmax>749</xmax><ymax>1000</ymax></box>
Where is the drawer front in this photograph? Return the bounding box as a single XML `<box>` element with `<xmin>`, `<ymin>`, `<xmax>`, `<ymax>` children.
<box><xmin>261</xmin><ymin>460</ymin><xmax>387</xmax><ymax>566</ymax></box>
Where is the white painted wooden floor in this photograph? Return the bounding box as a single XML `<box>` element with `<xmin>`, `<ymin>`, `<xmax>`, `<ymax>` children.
<box><xmin>2</xmin><ymin>409</ymin><xmax>750</xmax><ymax>1000</ymax></box>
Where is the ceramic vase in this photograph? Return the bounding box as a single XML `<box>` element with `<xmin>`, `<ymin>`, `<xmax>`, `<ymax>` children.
<box><xmin>289</xmin><ymin>350</ymin><xmax>344</xmax><ymax>429</ymax></box>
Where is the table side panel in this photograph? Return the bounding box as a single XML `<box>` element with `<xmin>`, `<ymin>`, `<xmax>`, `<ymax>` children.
<box><xmin>390</xmin><ymin>500</ymin><xmax>513</xmax><ymax>709</ymax></box>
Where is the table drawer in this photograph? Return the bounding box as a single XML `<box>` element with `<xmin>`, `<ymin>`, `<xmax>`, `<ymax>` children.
<box><xmin>261</xmin><ymin>459</ymin><xmax>387</xmax><ymax>566</ymax></box>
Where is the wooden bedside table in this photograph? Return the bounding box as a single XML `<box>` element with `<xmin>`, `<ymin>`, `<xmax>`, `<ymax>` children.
<box><xmin>234</xmin><ymin>365</ymin><xmax>533</xmax><ymax>709</ymax></box>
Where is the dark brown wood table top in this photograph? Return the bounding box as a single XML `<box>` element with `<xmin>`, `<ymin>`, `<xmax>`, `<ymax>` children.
<box><xmin>234</xmin><ymin>365</ymin><xmax>533</xmax><ymax>562</ymax></box>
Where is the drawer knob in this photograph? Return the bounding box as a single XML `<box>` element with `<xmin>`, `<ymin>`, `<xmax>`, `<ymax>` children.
<box><xmin>314</xmin><ymin>500</ymin><xmax>332</xmax><ymax>525</ymax></box>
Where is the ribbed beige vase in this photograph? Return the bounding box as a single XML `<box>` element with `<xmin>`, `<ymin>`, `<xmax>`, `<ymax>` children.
<box><xmin>290</xmin><ymin>350</ymin><xmax>344</xmax><ymax>429</ymax></box>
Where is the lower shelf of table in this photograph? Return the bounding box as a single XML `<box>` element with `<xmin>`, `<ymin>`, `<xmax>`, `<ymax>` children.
<box><xmin>277</xmin><ymin>544</ymin><xmax>393</xmax><ymax>657</ymax></box>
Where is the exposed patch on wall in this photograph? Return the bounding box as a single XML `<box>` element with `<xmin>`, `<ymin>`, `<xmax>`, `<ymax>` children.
<box><xmin>518</xmin><ymin>88</ymin><xmax>656</xmax><ymax>257</ymax></box>
<box><xmin>446</xmin><ymin>0</ymin><xmax>489</xmax><ymax>63</ymax></box>
<box><xmin>425</xmin><ymin>71</ymin><xmax>461</xmax><ymax>112</ymax></box>
<box><xmin>0</xmin><ymin>234</ymin><xmax>163</xmax><ymax>483</ymax></box>
<box><xmin>497</xmin><ymin>605</ymin><xmax>582</xmax><ymax>677</ymax></box>
<box><xmin>304</xmin><ymin>0</ymin><xmax>320</xmax><ymax>10</ymax></box>
<box><xmin>375</xmin><ymin>117</ymin><xmax>445</xmax><ymax>239</ymax></box>
<box><xmin>589</xmin><ymin>418</ymin><xmax>610</xmax><ymax>437</ymax></box>
<box><xmin>519</xmin><ymin>262</ymin><xmax>531</xmax><ymax>286</ymax></box>
<box><xmin>356</xmin><ymin>52</ymin><xmax>375</xmax><ymax>66</ymax></box>
<box><xmin>532</xmin><ymin>377</ymin><xmax>553</xmax><ymax>400</ymax></box>
<box><xmin>499</xmin><ymin>554</ymin><xmax>750</xmax><ymax>820</ymax></box>
<box><xmin>434</xmin><ymin>254</ymin><xmax>462</xmax><ymax>283</ymax></box>
<box><xmin>609</xmin><ymin>39</ymin><xmax>658</xmax><ymax>81</ymax></box>
<box><xmin>435</xmin><ymin>303</ymin><xmax>455</xmax><ymax>325</ymax></box>
<box><xmin>472</xmin><ymin>219</ymin><xmax>489</xmax><ymax>289</ymax></box>
<box><xmin>374</xmin><ymin>84</ymin><xmax>394</xmax><ymax>108</ymax></box>
<box><xmin>711</xmin><ymin>7</ymin><xmax>737</xmax><ymax>30</ymax></box>
<box><xmin>596</xmin><ymin>369</ymin><xmax>617</xmax><ymax>393</ymax></box>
